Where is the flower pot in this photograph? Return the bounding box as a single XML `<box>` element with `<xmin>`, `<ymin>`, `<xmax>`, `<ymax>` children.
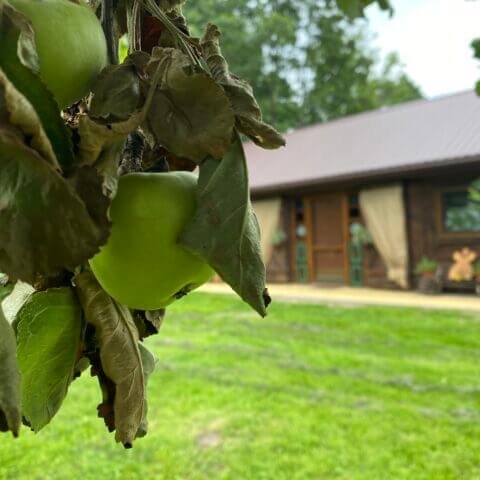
<box><xmin>421</xmin><ymin>271</ymin><xmax>435</xmax><ymax>278</ymax></box>
<box><xmin>418</xmin><ymin>274</ymin><xmax>440</xmax><ymax>294</ymax></box>
<box><xmin>476</xmin><ymin>277</ymin><xmax>480</xmax><ymax>295</ymax></box>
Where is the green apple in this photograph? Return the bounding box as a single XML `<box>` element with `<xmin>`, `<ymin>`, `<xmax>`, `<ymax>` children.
<box><xmin>10</xmin><ymin>0</ymin><xmax>108</xmax><ymax>108</ymax></box>
<box><xmin>89</xmin><ymin>172</ymin><xmax>214</xmax><ymax>310</ymax></box>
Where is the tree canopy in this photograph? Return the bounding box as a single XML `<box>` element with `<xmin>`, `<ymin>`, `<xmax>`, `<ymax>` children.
<box><xmin>185</xmin><ymin>0</ymin><xmax>422</xmax><ymax>132</ymax></box>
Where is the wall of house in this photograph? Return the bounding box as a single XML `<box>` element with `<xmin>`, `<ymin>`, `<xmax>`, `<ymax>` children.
<box><xmin>264</xmin><ymin>193</ymin><xmax>391</xmax><ymax>287</ymax></box>
<box><xmin>265</xmin><ymin>199</ymin><xmax>292</xmax><ymax>283</ymax></box>
<box><xmin>262</xmin><ymin>168</ymin><xmax>480</xmax><ymax>290</ymax></box>
<box><xmin>406</xmin><ymin>173</ymin><xmax>480</xmax><ymax>290</ymax></box>
<box><xmin>363</xmin><ymin>245</ymin><xmax>389</xmax><ymax>288</ymax></box>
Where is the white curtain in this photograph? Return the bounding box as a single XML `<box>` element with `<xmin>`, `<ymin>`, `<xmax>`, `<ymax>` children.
<box><xmin>252</xmin><ymin>198</ymin><xmax>282</xmax><ymax>264</ymax></box>
<box><xmin>359</xmin><ymin>184</ymin><xmax>409</xmax><ymax>289</ymax></box>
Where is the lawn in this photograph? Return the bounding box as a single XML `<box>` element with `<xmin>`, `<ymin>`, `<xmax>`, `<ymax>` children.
<box><xmin>1</xmin><ymin>293</ymin><xmax>480</xmax><ymax>480</ymax></box>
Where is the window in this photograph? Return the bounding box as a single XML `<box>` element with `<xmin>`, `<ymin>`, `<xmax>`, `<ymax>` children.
<box><xmin>441</xmin><ymin>190</ymin><xmax>480</xmax><ymax>233</ymax></box>
<box><xmin>348</xmin><ymin>193</ymin><xmax>360</xmax><ymax>218</ymax></box>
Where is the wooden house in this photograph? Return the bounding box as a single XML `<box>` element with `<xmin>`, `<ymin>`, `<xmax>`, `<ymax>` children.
<box><xmin>248</xmin><ymin>91</ymin><xmax>480</xmax><ymax>290</ymax></box>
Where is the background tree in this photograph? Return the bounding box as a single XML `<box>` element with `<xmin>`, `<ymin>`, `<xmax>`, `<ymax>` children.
<box><xmin>185</xmin><ymin>0</ymin><xmax>422</xmax><ymax>132</ymax></box>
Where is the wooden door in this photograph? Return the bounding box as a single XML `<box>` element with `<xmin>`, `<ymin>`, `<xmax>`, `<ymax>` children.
<box><xmin>305</xmin><ymin>193</ymin><xmax>349</xmax><ymax>284</ymax></box>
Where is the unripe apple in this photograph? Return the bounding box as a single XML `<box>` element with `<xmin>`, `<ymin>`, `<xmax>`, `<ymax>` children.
<box><xmin>10</xmin><ymin>0</ymin><xmax>108</xmax><ymax>108</ymax></box>
<box><xmin>89</xmin><ymin>172</ymin><xmax>214</xmax><ymax>310</ymax></box>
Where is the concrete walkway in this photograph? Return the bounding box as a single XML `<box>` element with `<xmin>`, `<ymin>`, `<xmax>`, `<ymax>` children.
<box><xmin>200</xmin><ymin>282</ymin><xmax>480</xmax><ymax>312</ymax></box>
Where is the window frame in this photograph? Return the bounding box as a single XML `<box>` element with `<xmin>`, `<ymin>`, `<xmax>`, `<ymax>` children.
<box><xmin>435</xmin><ymin>186</ymin><xmax>480</xmax><ymax>239</ymax></box>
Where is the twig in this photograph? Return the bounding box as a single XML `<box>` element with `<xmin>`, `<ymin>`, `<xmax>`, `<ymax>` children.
<box><xmin>102</xmin><ymin>0</ymin><xmax>119</xmax><ymax>64</ymax></box>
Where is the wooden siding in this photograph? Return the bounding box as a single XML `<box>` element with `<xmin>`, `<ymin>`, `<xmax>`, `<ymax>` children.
<box><xmin>406</xmin><ymin>174</ymin><xmax>480</xmax><ymax>289</ymax></box>
<box><xmin>264</xmin><ymin>168</ymin><xmax>480</xmax><ymax>289</ymax></box>
<box><xmin>265</xmin><ymin>198</ymin><xmax>292</xmax><ymax>283</ymax></box>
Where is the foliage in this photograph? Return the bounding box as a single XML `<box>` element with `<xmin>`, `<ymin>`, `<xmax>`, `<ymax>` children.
<box><xmin>0</xmin><ymin>0</ymin><xmax>287</xmax><ymax>445</ymax></box>
<box><xmin>350</xmin><ymin>221</ymin><xmax>372</xmax><ymax>245</ymax></box>
<box><xmin>2</xmin><ymin>293</ymin><xmax>480</xmax><ymax>479</ymax></box>
<box><xmin>414</xmin><ymin>256</ymin><xmax>438</xmax><ymax>276</ymax></box>
<box><xmin>185</xmin><ymin>0</ymin><xmax>420</xmax><ymax>132</ymax></box>
<box><xmin>336</xmin><ymin>0</ymin><xmax>392</xmax><ymax>18</ymax></box>
<box><xmin>0</xmin><ymin>307</ymin><xmax>21</xmax><ymax>437</ymax></box>
<box><xmin>469</xmin><ymin>177</ymin><xmax>480</xmax><ymax>203</ymax></box>
<box><xmin>472</xmin><ymin>38</ymin><xmax>480</xmax><ymax>95</ymax></box>
<box><xmin>271</xmin><ymin>228</ymin><xmax>287</xmax><ymax>246</ymax></box>
<box><xmin>16</xmin><ymin>288</ymin><xmax>82</xmax><ymax>432</ymax></box>
<box><xmin>0</xmin><ymin>0</ymin><xmax>414</xmax><ymax>448</ymax></box>
<box><xmin>473</xmin><ymin>260</ymin><xmax>480</xmax><ymax>278</ymax></box>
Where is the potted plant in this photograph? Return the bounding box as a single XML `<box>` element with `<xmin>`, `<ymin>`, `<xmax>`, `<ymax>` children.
<box><xmin>415</xmin><ymin>256</ymin><xmax>440</xmax><ymax>294</ymax></box>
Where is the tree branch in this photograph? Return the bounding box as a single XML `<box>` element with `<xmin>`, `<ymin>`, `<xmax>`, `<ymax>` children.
<box><xmin>102</xmin><ymin>0</ymin><xmax>119</xmax><ymax>64</ymax></box>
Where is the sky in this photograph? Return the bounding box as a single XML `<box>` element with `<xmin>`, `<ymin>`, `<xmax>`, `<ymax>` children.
<box><xmin>365</xmin><ymin>0</ymin><xmax>480</xmax><ymax>98</ymax></box>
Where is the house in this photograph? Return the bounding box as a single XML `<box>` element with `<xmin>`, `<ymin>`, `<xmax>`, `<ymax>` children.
<box><xmin>247</xmin><ymin>90</ymin><xmax>480</xmax><ymax>290</ymax></box>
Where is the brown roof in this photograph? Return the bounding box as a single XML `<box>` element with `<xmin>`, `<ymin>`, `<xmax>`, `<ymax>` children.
<box><xmin>246</xmin><ymin>90</ymin><xmax>480</xmax><ymax>194</ymax></box>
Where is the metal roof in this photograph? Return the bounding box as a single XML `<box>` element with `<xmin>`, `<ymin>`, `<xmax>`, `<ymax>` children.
<box><xmin>246</xmin><ymin>90</ymin><xmax>480</xmax><ymax>194</ymax></box>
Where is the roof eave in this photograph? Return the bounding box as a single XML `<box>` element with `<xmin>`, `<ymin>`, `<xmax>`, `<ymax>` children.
<box><xmin>250</xmin><ymin>154</ymin><xmax>480</xmax><ymax>197</ymax></box>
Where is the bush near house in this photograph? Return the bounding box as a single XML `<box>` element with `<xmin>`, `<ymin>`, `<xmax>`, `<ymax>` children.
<box><xmin>415</xmin><ymin>256</ymin><xmax>438</xmax><ymax>276</ymax></box>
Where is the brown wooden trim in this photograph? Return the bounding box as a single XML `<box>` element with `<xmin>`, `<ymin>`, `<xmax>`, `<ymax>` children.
<box><xmin>304</xmin><ymin>196</ymin><xmax>314</xmax><ymax>283</ymax></box>
<box><xmin>434</xmin><ymin>187</ymin><xmax>480</xmax><ymax>240</ymax></box>
<box><xmin>312</xmin><ymin>246</ymin><xmax>343</xmax><ymax>252</ymax></box>
<box><xmin>365</xmin><ymin>271</ymin><xmax>385</xmax><ymax>278</ymax></box>
<box><xmin>342</xmin><ymin>193</ymin><xmax>350</xmax><ymax>284</ymax></box>
<box><xmin>288</xmin><ymin>198</ymin><xmax>297</xmax><ymax>282</ymax></box>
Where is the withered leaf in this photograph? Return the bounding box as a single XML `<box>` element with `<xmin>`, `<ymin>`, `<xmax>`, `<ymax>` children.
<box><xmin>0</xmin><ymin>68</ymin><xmax>58</xmax><ymax>169</ymax></box>
<box><xmin>75</xmin><ymin>271</ymin><xmax>145</xmax><ymax>448</ymax></box>
<box><xmin>180</xmin><ymin>132</ymin><xmax>270</xmax><ymax>317</ymax></box>
<box><xmin>133</xmin><ymin>309</ymin><xmax>165</xmax><ymax>340</ymax></box>
<box><xmin>0</xmin><ymin>306</ymin><xmax>21</xmax><ymax>437</ymax></box>
<box><xmin>143</xmin><ymin>47</ymin><xmax>234</xmax><ymax>162</ymax></box>
<box><xmin>76</xmin><ymin>111</ymin><xmax>143</xmax><ymax>166</ymax></box>
<box><xmin>157</xmin><ymin>0</ymin><xmax>185</xmax><ymax>12</ymax></box>
<box><xmin>16</xmin><ymin>288</ymin><xmax>82</xmax><ymax>431</ymax></box>
<box><xmin>136</xmin><ymin>342</ymin><xmax>157</xmax><ymax>438</ymax></box>
<box><xmin>89</xmin><ymin>53</ymin><xmax>148</xmax><ymax>122</ymax></box>
<box><xmin>67</xmin><ymin>166</ymin><xmax>111</xmax><ymax>238</ymax></box>
<box><xmin>0</xmin><ymin>125</ymin><xmax>110</xmax><ymax>283</ymax></box>
<box><xmin>201</xmin><ymin>24</ymin><xmax>285</xmax><ymax>150</ymax></box>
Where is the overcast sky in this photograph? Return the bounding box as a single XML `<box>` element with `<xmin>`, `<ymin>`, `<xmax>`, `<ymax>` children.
<box><xmin>366</xmin><ymin>0</ymin><xmax>480</xmax><ymax>98</ymax></box>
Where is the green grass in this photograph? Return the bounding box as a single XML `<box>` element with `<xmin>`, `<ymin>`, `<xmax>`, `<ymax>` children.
<box><xmin>2</xmin><ymin>293</ymin><xmax>480</xmax><ymax>480</ymax></box>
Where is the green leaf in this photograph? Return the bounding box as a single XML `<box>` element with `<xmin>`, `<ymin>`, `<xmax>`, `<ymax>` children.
<box><xmin>180</xmin><ymin>132</ymin><xmax>271</xmax><ymax>316</ymax></box>
<box><xmin>0</xmin><ymin>2</ymin><xmax>74</xmax><ymax>169</ymax></box>
<box><xmin>472</xmin><ymin>38</ymin><xmax>480</xmax><ymax>60</ymax></box>
<box><xmin>16</xmin><ymin>288</ymin><xmax>82</xmax><ymax>431</ymax></box>
<box><xmin>75</xmin><ymin>271</ymin><xmax>145</xmax><ymax>448</ymax></box>
<box><xmin>0</xmin><ymin>125</ymin><xmax>110</xmax><ymax>283</ymax></box>
<box><xmin>0</xmin><ymin>283</ymin><xmax>14</xmax><ymax>303</ymax></box>
<box><xmin>157</xmin><ymin>0</ymin><xmax>185</xmax><ymax>12</ymax></box>
<box><xmin>143</xmin><ymin>47</ymin><xmax>234</xmax><ymax>162</ymax></box>
<box><xmin>201</xmin><ymin>24</ymin><xmax>285</xmax><ymax>150</ymax></box>
<box><xmin>0</xmin><ymin>307</ymin><xmax>21</xmax><ymax>436</ymax></box>
<box><xmin>335</xmin><ymin>0</ymin><xmax>393</xmax><ymax>18</ymax></box>
<box><xmin>136</xmin><ymin>343</ymin><xmax>157</xmax><ymax>438</ymax></box>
